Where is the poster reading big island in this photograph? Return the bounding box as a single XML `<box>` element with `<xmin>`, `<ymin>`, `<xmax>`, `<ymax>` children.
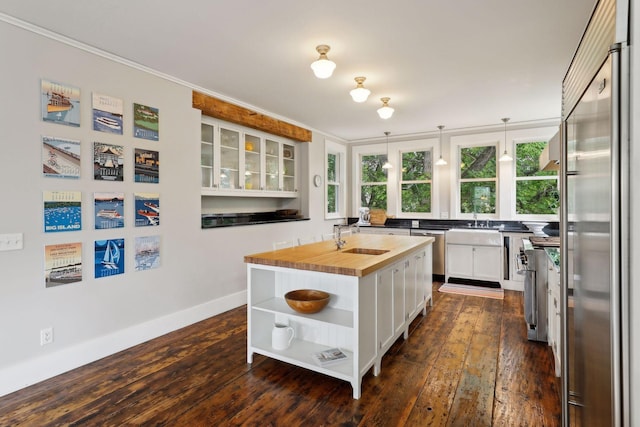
<box><xmin>43</xmin><ymin>191</ymin><xmax>82</xmax><ymax>233</ymax></box>
<box><xmin>41</xmin><ymin>79</ymin><xmax>80</xmax><ymax>127</ymax></box>
<box><xmin>92</xmin><ymin>92</ymin><xmax>123</xmax><ymax>135</ymax></box>
<box><xmin>133</xmin><ymin>103</ymin><xmax>159</xmax><ymax>141</ymax></box>
<box><xmin>95</xmin><ymin>239</ymin><xmax>125</xmax><ymax>278</ymax></box>
<box><xmin>44</xmin><ymin>242</ymin><xmax>82</xmax><ymax>288</ymax></box>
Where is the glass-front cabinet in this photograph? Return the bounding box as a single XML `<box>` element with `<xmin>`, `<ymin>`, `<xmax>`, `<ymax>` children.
<box><xmin>201</xmin><ymin>117</ymin><xmax>297</xmax><ymax>197</ymax></box>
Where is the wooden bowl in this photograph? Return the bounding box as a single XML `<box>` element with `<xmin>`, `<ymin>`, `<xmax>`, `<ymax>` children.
<box><xmin>284</xmin><ymin>289</ymin><xmax>330</xmax><ymax>314</ymax></box>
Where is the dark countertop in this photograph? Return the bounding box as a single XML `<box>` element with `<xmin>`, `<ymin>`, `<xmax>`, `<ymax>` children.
<box><xmin>202</xmin><ymin>212</ymin><xmax>309</xmax><ymax>228</ymax></box>
<box><xmin>348</xmin><ymin>218</ymin><xmax>555</xmax><ymax>234</ymax></box>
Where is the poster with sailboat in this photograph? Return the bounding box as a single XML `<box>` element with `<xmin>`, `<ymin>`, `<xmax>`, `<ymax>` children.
<box><xmin>94</xmin><ymin>239</ymin><xmax>125</xmax><ymax>278</ymax></box>
<box><xmin>93</xmin><ymin>142</ymin><xmax>124</xmax><ymax>181</ymax></box>
<box><xmin>41</xmin><ymin>79</ymin><xmax>80</xmax><ymax>127</ymax></box>
<box><xmin>134</xmin><ymin>193</ymin><xmax>160</xmax><ymax>227</ymax></box>
<box><xmin>133</xmin><ymin>103</ymin><xmax>159</xmax><ymax>141</ymax></box>
<box><xmin>92</xmin><ymin>92</ymin><xmax>123</xmax><ymax>135</ymax></box>
<box><xmin>94</xmin><ymin>192</ymin><xmax>124</xmax><ymax>229</ymax></box>
<box><xmin>44</xmin><ymin>242</ymin><xmax>82</xmax><ymax>288</ymax></box>
<box><xmin>135</xmin><ymin>235</ymin><xmax>160</xmax><ymax>271</ymax></box>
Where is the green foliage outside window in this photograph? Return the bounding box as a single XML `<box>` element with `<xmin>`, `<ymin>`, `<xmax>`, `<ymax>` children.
<box><xmin>459</xmin><ymin>146</ymin><xmax>496</xmax><ymax>213</ymax></box>
<box><xmin>361</xmin><ymin>154</ymin><xmax>387</xmax><ymax>209</ymax></box>
<box><xmin>515</xmin><ymin>142</ymin><xmax>559</xmax><ymax>215</ymax></box>
<box><xmin>327</xmin><ymin>153</ymin><xmax>337</xmax><ymax>214</ymax></box>
<box><xmin>401</xmin><ymin>151</ymin><xmax>432</xmax><ymax>213</ymax></box>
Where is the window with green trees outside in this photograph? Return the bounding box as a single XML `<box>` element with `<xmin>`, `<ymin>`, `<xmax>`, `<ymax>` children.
<box><xmin>360</xmin><ymin>154</ymin><xmax>387</xmax><ymax>209</ymax></box>
<box><xmin>515</xmin><ymin>141</ymin><xmax>559</xmax><ymax>215</ymax></box>
<box><xmin>400</xmin><ymin>150</ymin><xmax>432</xmax><ymax>213</ymax></box>
<box><xmin>459</xmin><ymin>145</ymin><xmax>497</xmax><ymax>214</ymax></box>
<box><xmin>327</xmin><ymin>152</ymin><xmax>339</xmax><ymax>214</ymax></box>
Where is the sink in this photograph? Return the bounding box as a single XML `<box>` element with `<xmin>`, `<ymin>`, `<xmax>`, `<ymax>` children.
<box><xmin>342</xmin><ymin>248</ymin><xmax>390</xmax><ymax>255</ymax></box>
<box><xmin>446</xmin><ymin>229</ymin><xmax>502</xmax><ymax>246</ymax></box>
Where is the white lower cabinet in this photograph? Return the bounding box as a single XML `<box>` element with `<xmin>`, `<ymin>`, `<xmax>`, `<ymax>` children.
<box><xmin>446</xmin><ymin>244</ymin><xmax>501</xmax><ymax>283</ymax></box>
<box><xmin>247</xmin><ymin>246</ymin><xmax>432</xmax><ymax>399</ymax></box>
<box><xmin>547</xmin><ymin>260</ymin><xmax>561</xmax><ymax>377</ymax></box>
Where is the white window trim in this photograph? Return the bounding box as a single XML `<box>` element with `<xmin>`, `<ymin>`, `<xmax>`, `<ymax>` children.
<box><xmin>351</xmin><ymin>138</ymin><xmax>439</xmax><ymax>218</ymax></box>
<box><xmin>512</xmin><ymin>137</ymin><xmax>559</xmax><ymax>221</ymax></box>
<box><xmin>325</xmin><ymin>139</ymin><xmax>347</xmax><ymax>220</ymax></box>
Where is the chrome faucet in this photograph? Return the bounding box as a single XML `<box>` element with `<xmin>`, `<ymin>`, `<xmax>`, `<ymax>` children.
<box><xmin>473</xmin><ymin>212</ymin><xmax>478</xmax><ymax>228</ymax></box>
<box><xmin>334</xmin><ymin>224</ymin><xmax>349</xmax><ymax>250</ymax></box>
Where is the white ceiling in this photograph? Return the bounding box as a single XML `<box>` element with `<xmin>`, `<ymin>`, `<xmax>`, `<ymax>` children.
<box><xmin>0</xmin><ymin>0</ymin><xmax>595</xmax><ymax>141</ymax></box>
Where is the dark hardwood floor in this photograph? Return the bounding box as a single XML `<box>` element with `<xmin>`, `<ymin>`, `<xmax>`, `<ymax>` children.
<box><xmin>0</xmin><ymin>283</ymin><xmax>561</xmax><ymax>426</ymax></box>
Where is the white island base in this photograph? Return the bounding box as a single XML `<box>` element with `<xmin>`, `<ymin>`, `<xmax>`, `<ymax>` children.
<box><xmin>246</xmin><ymin>239</ymin><xmax>432</xmax><ymax>399</ymax></box>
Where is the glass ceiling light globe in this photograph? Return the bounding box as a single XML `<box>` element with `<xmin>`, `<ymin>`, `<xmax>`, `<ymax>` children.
<box><xmin>377</xmin><ymin>97</ymin><xmax>394</xmax><ymax>119</ymax></box>
<box><xmin>350</xmin><ymin>77</ymin><xmax>371</xmax><ymax>102</ymax></box>
<box><xmin>310</xmin><ymin>45</ymin><xmax>336</xmax><ymax>79</ymax></box>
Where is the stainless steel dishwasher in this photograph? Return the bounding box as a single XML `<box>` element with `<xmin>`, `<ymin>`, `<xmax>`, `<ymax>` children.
<box><xmin>410</xmin><ymin>229</ymin><xmax>445</xmax><ymax>281</ymax></box>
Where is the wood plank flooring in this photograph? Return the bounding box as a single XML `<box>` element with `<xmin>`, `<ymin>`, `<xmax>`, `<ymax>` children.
<box><xmin>0</xmin><ymin>283</ymin><xmax>561</xmax><ymax>426</ymax></box>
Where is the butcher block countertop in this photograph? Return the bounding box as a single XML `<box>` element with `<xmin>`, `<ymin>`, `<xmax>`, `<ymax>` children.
<box><xmin>244</xmin><ymin>234</ymin><xmax>434</xmax><ymax>277</ymax></box>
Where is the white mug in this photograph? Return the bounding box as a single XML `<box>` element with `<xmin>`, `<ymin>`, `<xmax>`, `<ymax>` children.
<box><xmin>272</xmin><ymin>323</ymin><xmax>295</xmax><ymax>350</ymax></box>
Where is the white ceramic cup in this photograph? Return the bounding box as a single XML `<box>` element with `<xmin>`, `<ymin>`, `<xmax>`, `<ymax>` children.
<box><xmin>272</xmin><ymin>323</ymin><xmax>295</xmax><ymax>350</ymax></box>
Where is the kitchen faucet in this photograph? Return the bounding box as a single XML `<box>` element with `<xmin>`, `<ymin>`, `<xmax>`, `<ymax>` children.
<box><xmin>473</xmin><ymin>212</ymin><xmax>478</xmax><ymax>228</ymax></box>
<box><xmin>334</xmin><ymin>224</ymin><xmax>350</xmax><ymax>250</ymax></box>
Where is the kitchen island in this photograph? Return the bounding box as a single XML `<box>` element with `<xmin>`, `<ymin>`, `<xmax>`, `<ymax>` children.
<box><xmin>244</xmin><ymin>234</ymin><xmax>434</xmax><ymax>398</ymax></box>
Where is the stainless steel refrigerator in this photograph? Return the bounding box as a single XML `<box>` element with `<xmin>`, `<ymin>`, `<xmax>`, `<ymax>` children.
<box><xmin>561</xmin><ymin>1</ymin><xmax>630</xmax><ymax>423</ymax></box>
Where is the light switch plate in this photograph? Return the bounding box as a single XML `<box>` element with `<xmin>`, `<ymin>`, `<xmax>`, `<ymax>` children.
<box><xmin>411</xmin><ymin>220</ymin><xmax>419</xmax><ymax>228</ymax></box>
<box><xmin>0</xmin><ymin>233</ymin><xmax>23</xmax><ymax>251</ymax></box>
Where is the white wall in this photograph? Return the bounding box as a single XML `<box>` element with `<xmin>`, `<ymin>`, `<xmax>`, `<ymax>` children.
<box><xmin>0</xmin><ymin>20</ymin><xmax>339</xmax><ymax>396</ymax></box>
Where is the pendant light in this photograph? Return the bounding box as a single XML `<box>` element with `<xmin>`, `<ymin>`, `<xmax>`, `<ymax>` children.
<box><xmin>499</xmin><ymin>117</ymin><xmax>513</xmax><ymax>162</ymax></box>
<box><xmin>349</xmin><ymin>77</ymin><xmax>371</xmax><ymax>102</ymax></box>
<box><xmin>310</xmin><ymin>45</ymin><xmax>336</xmax><ymax>79</ymax></box>
<box><xmin>382</xmin><ymin>131</ymin><xmax>393</xmax><ymax>169</ymax></box>
<box><xmin>377</xmin><ymin>97</ymin><xmax>394</xmax><ymax>119</ymax></box>
<box><xmin>435</xmin><ymin>125</ymin><xmax>447</xmax><ymax>166</ymax></box>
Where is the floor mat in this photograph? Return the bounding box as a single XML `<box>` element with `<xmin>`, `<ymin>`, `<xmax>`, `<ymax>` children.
<box><xmin>438</xmin><ymin>283</ymin><xmax>504</xmax><ymax>299</ymax></box>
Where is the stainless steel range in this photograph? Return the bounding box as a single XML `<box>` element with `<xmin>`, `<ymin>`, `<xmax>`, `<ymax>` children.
<box><xmin>516</xmin><ymin>236</ymin><xmax>559</xmax><ymax>342</ymax></box>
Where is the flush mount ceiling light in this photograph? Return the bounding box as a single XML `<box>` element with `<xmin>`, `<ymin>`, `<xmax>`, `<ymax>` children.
<box><xmin>435</xmin><ymin>125</ymin><xmax>447</xmax><ymax>166</ymax></box>
<box><xmin>382</xmin><ymin>131</ymin><xmax>393</xmax><ymax>169</ymax></box>
<box><xmin>349</xmin><ymin>76</ymin><xmax>371</xmax><ymax>103</ymax></box>
<box><xmin>310</xmin><ymin>44</ymin><xmax>336</xmax><ymax>79</ymax></box>
<box><xmin>499</xmin><ymin>117</ymin><xmax>513</xmax><ymax>162</ymax></box>
<box><xmin>377</xmin><ymin>97</ymin><xmax>394</xmax><ymax>119</ymax></box>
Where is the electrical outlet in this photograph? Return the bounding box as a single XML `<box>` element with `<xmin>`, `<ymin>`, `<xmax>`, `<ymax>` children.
<box><xmin>40</xmin><ymin>327</ymin><xmax>53</xmax><ymax>346</ymax></box>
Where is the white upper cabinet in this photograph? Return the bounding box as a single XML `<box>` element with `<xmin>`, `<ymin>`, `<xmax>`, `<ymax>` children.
<box><xmin>201</xmin><ymin>118</ymin><xmax>297</xmax><ymax>197</ymax></box>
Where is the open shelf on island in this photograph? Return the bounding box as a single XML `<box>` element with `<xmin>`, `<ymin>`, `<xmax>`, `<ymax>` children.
<box><xmin>251</xmin><ymin>335</ymin><xmax>354</xmax><ymax>381</ymax></box>
<box><xmin>252</xmin><ymin>297</ymin><xmax>353</xmax><ymax>328</ymax></box>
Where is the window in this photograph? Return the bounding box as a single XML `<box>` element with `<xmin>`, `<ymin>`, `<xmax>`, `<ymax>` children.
<box><xmin>360</xmin><ymin>154</ymin><xmax>388</xmax><ymax>209</ymax></box>
<box><xmin>515</xmin><ymin>141</ymin><xmax>559</xmax><ymax>215</ymax></box>
<box><xmin>400</xmin><ymin>150</ymin><xmax>432</xmax><ymax>213</ymax></box>
<box><xmin>325</xmin><ymin>140</ymin><xmax>346</xmax><ymax>219</ymax></box>
<box><xmin>459</xmin><ymin>145</ymin><xmax>497</xmax><ymax>214</ymax></box>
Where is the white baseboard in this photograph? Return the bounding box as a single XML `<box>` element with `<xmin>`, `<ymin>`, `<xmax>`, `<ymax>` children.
<box><xmin>0</xmin><ymin>290</ymin><xmax>247</xmax><ymax>398</ymax></box>
<box><xmin>501</xmin><ymin>279</ymin><xmax>524</xmax><ymax>292</ymax></box>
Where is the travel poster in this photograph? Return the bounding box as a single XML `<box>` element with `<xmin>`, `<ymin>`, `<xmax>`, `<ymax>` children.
<box><xmin>94</xmin><ymin>239</ymin><xmax>125</xmax><ymax>278</ymax></box>
<box><xmin>134</xmin><ymin>148</ymin><xmax>159</xmax><ymax>183</ymax></box>
<box><xmin>42</xmin><ymin>136</ymin><xmax>81</xmax><ymax>179</ymax></box>
<box><xmin>93</xmin><ymin>142</ymin><xmax>124</xmax><ymax>181</ymax></box>
<box><xmin>133</xmin><ymin>103</ymin><xmax>159</xmax><ymax>141</ymax></box>
<box><xmin>43</xmin><ymin>191</ymin><xmax>82</xmax><ymax>233</ymax></box>
<box><xmin>92</xmin><ymin>92</ymin><xmax>123</xmax><ymax>135</ymax></box>
<box><xmin>94</xmin><ymin>192</ymin><xmax>125</xmax><ymax>230</ymax></box>
<box><xmin>134</xmin><ymin>235</ymin><xmax>161</xmax><ymax>271</ymax></box>
<box><xmin>44</xmin><ymin>242</ymin><xmax>82</xmax><ymax>288</ymax></box>
<box><xmin>41</xmin><ymin>79</ymin><xmax>80</xmax><ymax>127</ymax></box>
<box><xmin>134</xmin><ymin>192</ymin><xmax>160</xmax><ymax>227</ymax></box>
